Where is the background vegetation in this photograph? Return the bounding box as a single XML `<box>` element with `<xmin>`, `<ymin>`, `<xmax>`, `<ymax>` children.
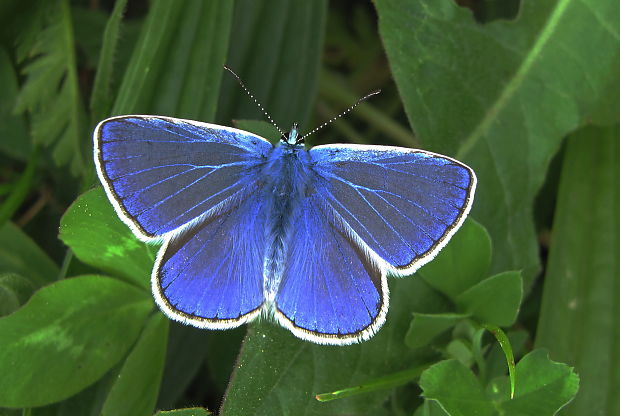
<box><xmin>0</xmin><ymin>0</ymin><xmax>618</xmax><ymax>415</ymax></box>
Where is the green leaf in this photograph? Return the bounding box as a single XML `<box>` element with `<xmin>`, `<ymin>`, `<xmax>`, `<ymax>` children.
<box><xmin>419</xmin><ymin>359</ymin><xmax>495</xmax><ymax>416</ymax></box>
<box><xmin>0</xmin><ymin>222</ymin><xmax>59</xmax><ymax>288</ymax></box>
<box><xmin>405</xmin><ymin>313</ymin><xmax>468</xmax><ymax>348</ymax></box>
<box><xmin>0</xmin><ymin>46</ymin><xmax>29</xmax><ymax>161</ymax></box>
<box><xmin>418</xmin><ymin>219</ymin><xmax>491</xmax><ymax>299</ymax></box>
<box><xmin>112</xmin><ymin>0</ymin><xmax>233</xmax><ymax>121</ymax></box>
<box><xmin>157</xmin><ymin>323</ymin><xmax>215</xmax><ymax>409</ymax></box>
<box><xmin>217</xmin><ymin>0</ymin><xmax>327</xmax><ymax>130</ymax></box>
<box><xmin>90</xmin><ymin>0</ymin><xmax>129</xmax><ymax>122</ymax></box>
<box><xmin>376</xmin><ymin>0</ymin><xmax>620</xmax><ymax>285</ymax></box>
<box><xmin>154</xmin><ymin>408</ymin><xmax>211</xmax><ymax>416</ymax></box>
<box><xmin>419</xmin><ymin>400</ymin><xmax>450</xmax><ymax>416</ymax></box>
<box><xmin>498</xmin><ymin>350</ymin><xmax>579</xmax><ymax>415</ymax></box>
<box><xmin>456</xmin><ymin>271</ymin><xmax>523</xmax><ymax>327</ymax></box>
<box><xmin>101</xmin><ymin>314</ymin><xmax>169</xmax><ymax>416</ymax></box>
<box><xmin>14</xmin><ymin>0</ymin><xmax>86</xmax><ymax>175</ymax></box>
<box><xmin>233</xmin><ymin>119</ymin><xmax>282</xmax><ymax>144</ymax></box>
<box><xmin>535</xmin><ymin>125</ymin><xmax>619</xmax><ymax>415</ymax></box>
<box><xmin>0</xmin><ymin>275</ymin><xmax>152</xmax><ymax>407</ymax></box>
<box><xmin>221</xmin><ymin>278</ymin><xmax>436</xmax><ymax>416</ymax></box>
<box><xmin>59</xmin><ymin>188</ymin><xmax>154</xmax><ymax>289</ymax></box>
<box><xmin>0</xmin><ymin>273</ymin><xmax>36</xmax><ymax>316</ymax></box>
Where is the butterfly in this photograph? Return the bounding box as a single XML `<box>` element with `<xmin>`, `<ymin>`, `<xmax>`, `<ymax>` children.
<box><xmin>94</xmin><ymin>115</ymin><xmax>476</xmax><ymax>345</ymax></box>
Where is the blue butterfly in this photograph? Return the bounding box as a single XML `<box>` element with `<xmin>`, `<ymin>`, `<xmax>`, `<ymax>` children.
<box><xmin>94</xmin><ymin>116</ymin><xmax>476</xmax><ymax>345</ymax></box>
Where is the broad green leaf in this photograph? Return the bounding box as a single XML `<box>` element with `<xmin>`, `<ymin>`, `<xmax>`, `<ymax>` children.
<box><xmin>14</xmin><ymin>0</ymin><xmax>86</xmax><ymax>175</ymax></box>
<box><xmin>202</xmin><ymin>328</ymin><xmax>246</xmax><ymax>397</ymax></box>
<box><xmin>59</xmin><ymin>188</ymin><xmax>154</xmax><ymax>289</ymax></box>
<box><xmin>405</xmin><ymin>313</ymin><xmax>468</xmax><ymax>349</ymax></box>
<box><xmin>221</xmin><ymin>278</ymin><xmax>437</xmax><ymax>416</ymax></box>
<box><xmin>419</xmin><ymin>359</ymin><xmax>495</xmax><ymax>416</ymax></box>
<box><xmin>154</xmin><ymin>409</ymin><xmax>211</xmax><ymax>416</ymax></box>
<box><xmin>498</xmin><ymin>350</ymin><xmax>579</xmax><ymax>415</ymax></box>
<box><xmin>535</xmin><ymin>125</ymin><xmax>619</xmax><ymax>415</ymax></box>
<box><xmin>101</xmin><ymin>314</ymin><xmax>169</xmax><ymax>416</ymax></box>
<box><xmin>0</xmin><ymin>46</ymin><xmax>29</xmax><ymax>160</ymax></box>
<box><xmin>0</xmin><ymin>273</ymin><xmax>35</xmax><ymax>316</ymax></box>
<box><xmin>217</xmin><ymin>0</ymin><xmax>327</xmax><ymax>130</ymax></box>
<box><xmin>418</xmin><ymin>219</ymin><xmax>491</xmax><ymax>299</ymax></box>
<box><xmin>0</xmin><ymin>275</ymin><xmax>152</xmax><ymax>407</ymax></box>
<box><xmin>377</xmin><ymin>0</ymin><xmax>620</xmax><ymax>286</ymax></box>
<box><xmin>157</xmin><ymin>323</ymin><xmax>215</xmax><ymax>409</ymax></box>
<box><xmin>28</xmin><ymin>360</ymin><xmax>124</xmax><ymax>416</ymax></box>
<box><xmin>0</xmin><ymin>222</ymin><xmax>58</xmax><ymax>287</ymax></box>
<box><xmin>113</xmin><ymin>0</ymin><xmax>233</xmax><ymax>122</ymax></box>
<box><xmin>456</xmin><ymin>271</ymin><xmax>523</xmax><ymax>327</ymax></box>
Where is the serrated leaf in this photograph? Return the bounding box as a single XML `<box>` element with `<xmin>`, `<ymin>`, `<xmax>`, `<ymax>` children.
<box><xmin>376</xmin><ymin>0</ymin><xmax>620</xmax><ymax>286</ymax></box>
<box><xmin>498</xmin><ymin>350</ymin><xmax>579</xmax><ymax>415</ymax></box>
<box><xmin>0</xmin><ymin>275</ymin><xmax>152</xmax><ymax>407</ymax></box>
<box><xmin>59</xmin><ymin>188</ymin><xmax>154</xmax><ymax>289</ymax></box>
<box><xmin>535</xmin><ymin>125</ymin><xmax>620</xmax><ymax>415</ymax></box>
<box><xmin>0</xmin><ymin>47</ymin><xmax>29</xmax><ymax>160</ymax></box>
<box><xmin>14</xmin><ymin>0</ymin><xmax>85</xmax><ymax>175</ymax></box>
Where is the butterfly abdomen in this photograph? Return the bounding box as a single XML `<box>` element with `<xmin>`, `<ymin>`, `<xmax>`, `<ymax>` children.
<box><xmin>262</xmin><ymin>145</ymin><xmax>314</xmax><ymax>301</ymax></box>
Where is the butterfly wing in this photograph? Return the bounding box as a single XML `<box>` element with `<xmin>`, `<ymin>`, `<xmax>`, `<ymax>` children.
<box><xmin>153</xmin><ymin>191</ymin><xmax>268</xmax><ymax>328</ymax></box>
<box><xmin>274</xmin><ymin>194</ymin><xmax>386</xmax><ymax>345</ymax></box>
<box><xmin>309</xmin><ymin>144</ymin><xmax>476</xmax><ymax>275</ymax></box>
<box><xmin>94</xmin><ymin>115</ymin><xmax>272</xmax><ymax>241</ymax></box>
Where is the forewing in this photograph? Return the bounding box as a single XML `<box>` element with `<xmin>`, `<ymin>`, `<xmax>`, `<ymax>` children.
<box><xmin>274</xmin><ymin>196</ymin><xmax>387</xmax><ymax>345</ymax></box>
<box><xmin>153</xmin><ymin>192</ymin><xmax>267</xmax><ymax>328</ymax></box>
<box><xmin>94</xmin><ymin>115</ymin><xmax>272</xmax><ymax>240</ymax></box>
<box><xmin>310</xmin><ymin>145</ymin><xmax>476</xmax><ymax>274</ymax></box>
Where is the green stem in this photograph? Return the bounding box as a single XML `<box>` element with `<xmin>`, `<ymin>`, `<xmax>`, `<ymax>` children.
<box><xmin>316</xmin><ymin>364</ymin><xmax>429</xmax><ymax>402</ymax></box>
<box><xmin>484</xmin><ymin>324</ymin><xmax>516</xmax><ymax>399</ymax></box>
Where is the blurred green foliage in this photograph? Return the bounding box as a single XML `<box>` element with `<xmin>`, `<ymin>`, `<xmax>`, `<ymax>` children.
<box><xmin>1</xmin><ymin>0</ymin><xmax>619</xmax><ymax>414</ymax></box>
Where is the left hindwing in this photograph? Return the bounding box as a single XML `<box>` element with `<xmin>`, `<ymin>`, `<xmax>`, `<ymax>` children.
<box><xmin>309</xmin><ymin>144</ymin><xmax>476</xmax><ymax>275</ymax></box>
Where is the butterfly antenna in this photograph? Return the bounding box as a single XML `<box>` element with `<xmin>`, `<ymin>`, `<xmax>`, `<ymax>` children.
<box><xmin>223</xmin><ymin>65</ymin><xmax>286</xmax><ymax>138</ymax></box>
<box><xmin>300</xmin><ymin>89</ymin><xmax>381</xmax><ymax>141</ymax></box>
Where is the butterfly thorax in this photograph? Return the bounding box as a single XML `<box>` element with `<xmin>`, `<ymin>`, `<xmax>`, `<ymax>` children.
<box><xmin>262</xmin><ymin>143</ymin><xmax>313</xmax><ymax>301</ymax></box>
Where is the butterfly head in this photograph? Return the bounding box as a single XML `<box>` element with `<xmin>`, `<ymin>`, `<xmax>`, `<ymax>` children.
<box><xmin>283</xmin><ymin>123</ymin><xmax>303</xmax><ymax>146</ymax></box>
